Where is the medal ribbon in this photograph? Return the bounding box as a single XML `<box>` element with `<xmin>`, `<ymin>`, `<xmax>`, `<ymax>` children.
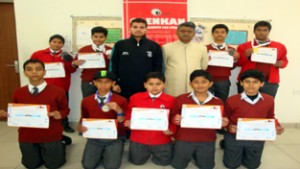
<box><xmin>251</xmin><ymin>39</ymin><xmax>271</xmax><ymax>48</ymax></box>
<box><xmin>96</xmin><ymin>91</ymin><xmax>113</xmax><ymax>109</ymax></box>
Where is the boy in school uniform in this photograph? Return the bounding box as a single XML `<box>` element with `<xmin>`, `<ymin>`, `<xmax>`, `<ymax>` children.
<box><xmin>1</xmin><ymin>59</ymin><xmax>70</xmax><ymax>169</ymax></box>
<box><xmin>72</xmin><ymin>26</ymin><xmax>112</xmax><ymax>98</ymax></box>
<box><xmin>77</xmin><ymin>70</ymin><xmax>127</xmax><ymax>169</ymax></box>
<box><xmin>223</xmin><ymin>69</ymin><xmax>284</xmax><ymax>169</ymax></box>
<box><xmin>207</xmin><ymin>24</ymin><xmax>240</xmax><ymax>145</ymax></box>
<box><xmin>31</xmin><ymin>34</ymin><xmax>76</xmax><ymax>133</ymax></box>
<box><xmin>236</xmin><ymin>21</ymin><xmax>288</xmax><ymax>97</ymax></box>
<box><xmin>171</xmin><ymin>69</ymin><xmax>229</xmax><ymax>169</ymax></box>
<box><xmin>124</xmin><ymin>72</ymin><xmax>175</xmax><ymax>166</ymax></box>
<box><xmin>206</xmin><ymin>24</ymin><xmax>240</xmax><ymax>102</ymax></box>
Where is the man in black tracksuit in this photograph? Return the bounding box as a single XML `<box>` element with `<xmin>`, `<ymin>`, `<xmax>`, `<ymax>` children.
<box><xmin>110</xmin><ymin>18</ymin><xmax>163</xmax><ymax>99</ymax></box>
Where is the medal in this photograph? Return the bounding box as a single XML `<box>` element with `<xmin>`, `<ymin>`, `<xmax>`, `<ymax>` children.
<box><xmin>96</xmin><ymin>91</ymin><xmax>113</xmax><ymax>112</ymax></box>
<box><xmin>101</xmin><ymin>104</ymin><xmax>110</xmax><ymax>112</ymax></box>
<box><xmin>228</xmin><ymin>49</ymin><xmax>235</xmax><ymax>56</ymax></box>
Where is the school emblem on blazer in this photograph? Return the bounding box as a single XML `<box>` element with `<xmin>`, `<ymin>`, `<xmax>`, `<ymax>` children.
<box><xmin>122</xmin><ymin>51</ymin><xmax>129</xmax><ymax>55</ymax></box>
<box><xmin>146</xmin><ymin>51</ymin><xmax>152</xmax><ymax>58</ymax></box>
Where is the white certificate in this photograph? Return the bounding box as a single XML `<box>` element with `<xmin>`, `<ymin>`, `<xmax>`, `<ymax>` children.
<box><xmin>44</xmin><ymin>62</ymin><xmax>65</xmax><ymax>78</ymax></box>
<box><xmin>82</xmin><ymin>119</ymin><xmax>117</xmax><ymax>139</ymax></box>
<box><xmin>181</xmin><ymin>104</ymin><xmax>222</xmax><ymax>129</ymax></box>
<box><xmin>208</xmin><ymin>50</ymin><xmax>234</xmax><ymax>67</ymax></box>
<box><xmin>236</xmin><ymin>118</ymin><xmax>276</xmax><ymax>141</ymax></box>
<box><xmin>251</xmin><ymin>47</ymin><xmax>277</xmax><ymax>64</ymax></box>
<box><xmin>7</xmin><ymin>103</ymin><xmax>49</xmax><ymax>128</ymax></box>
<box><xmin>130</xmin><ymin>108</ymin><xmax>169</xmax><ymax>131</ymax></box>
<box><xmin>78</xmin><ymin>53</ymin><xmax>106</xmax><ymax>69</ymax></box>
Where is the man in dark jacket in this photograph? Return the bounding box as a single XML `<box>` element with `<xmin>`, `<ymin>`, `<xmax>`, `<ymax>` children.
<box><xmin>110</xmin><ymin>18</ymin><xmax>163</xmax><ymax>99</ymax></box>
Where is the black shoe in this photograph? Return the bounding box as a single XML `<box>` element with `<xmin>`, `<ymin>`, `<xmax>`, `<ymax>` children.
<box><xmin>219</xmin><ymin>139</ymin><xmax>225</xmax><ymax>149</ymax></box>
<box><xmin>64</xmin><ymin>126</ymin><xmax>75</xmax><ymax>133</ymax></box>
<box><xmin>61</xmin><ymin>135</ymin><xmax>72</xmax><ymax>145</ymax></box>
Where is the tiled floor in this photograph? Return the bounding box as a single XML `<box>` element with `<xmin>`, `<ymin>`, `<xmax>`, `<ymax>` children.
<box><xmin>1</xmin><ymin>122</ymin><xmax>300</xmax><ymax>169</ymax></box>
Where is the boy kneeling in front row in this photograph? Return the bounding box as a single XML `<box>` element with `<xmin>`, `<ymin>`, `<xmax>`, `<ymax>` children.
<box><xmin>77</xmin><ymin>70</ymin><xmax>127</xmax><ymax>169</ymax></box>
<box><xmin>223</xmin><ymin>69</ymin><xmax>284</xmax><ymax>169</ymax></box>
<box><xmin>124</xmin><ymin>72</ymin><xmax>176</xmax><ymax>166</ymax></box>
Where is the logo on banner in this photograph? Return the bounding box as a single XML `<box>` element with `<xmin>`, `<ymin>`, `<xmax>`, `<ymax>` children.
<box><xmin>151</xmin><ymin>8</ymin><xmax>162</xmax><ymax>16</ymax></box>
<box><xmin>123</xmin><ymin>0</ymin><xmax>187</xmax><ymax>45</ymax></box>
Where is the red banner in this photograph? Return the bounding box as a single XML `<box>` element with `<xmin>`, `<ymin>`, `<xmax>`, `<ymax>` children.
<box><xmin>123</xmin><ymin>0</ymin><xmax>187</xmax><ymax>45</ymax></box>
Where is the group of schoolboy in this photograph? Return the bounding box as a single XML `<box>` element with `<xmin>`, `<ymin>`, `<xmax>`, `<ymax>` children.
<box><xmin>0</xmin><ymin>18</ymin><xmax>287</xmax><ymax>169</ymax></box>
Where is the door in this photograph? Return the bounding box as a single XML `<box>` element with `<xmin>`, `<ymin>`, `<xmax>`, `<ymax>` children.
<box><xmin>0</xmin><ymin>2</ymin><xmax>20</xmax><ymax>110</ymax></box>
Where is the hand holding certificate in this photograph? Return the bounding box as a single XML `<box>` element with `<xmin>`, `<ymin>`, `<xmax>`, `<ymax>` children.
<box><xmin>130</xmin><ymin>108</ymin><xmax>169</xmax><ymax>131</ymax></box>
<box><xmin>78</xmin><ymin>53</ymin><xmax>106</xmax><ymax>69</ymax></box>
<box><xmin>251</xmin><ymin>47</ymin><xmax>277</xmax><ymax>64</ymax></box>
<box><xmin>7</xmin><ymin>103</ymin><xmax>49</xmax><ymax>128</ymax></box>
<box><xmin>236</xmin><ymin>118</ymin><xmax>276</xmax><ymax>141</ymax></box>
<box><xmin>82</xmin><ymin>119</ymin><xmax>117</xmax><ymax>139</ymax></box>
<box><xmin>44</xmin><ymin>62</ymin><xmax>65</xmax><ymax>78</ymax></box>
<box><xmin>208</xmin><ymin>50</ymin><xmax>234</xmax><ymax>68</ymax></box>
<box><xmin>181</xmin><ymin>104</ymin><xmax>222</xmax><ymax>129</ymax></box>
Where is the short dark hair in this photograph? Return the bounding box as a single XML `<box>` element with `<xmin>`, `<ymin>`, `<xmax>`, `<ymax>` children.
<box><xmin>130</xmin><ymin>18</ymin><xmax>148</xmax><ymax>27</ymax></box>
<box><xmin>49</xmin><ymin>34</ymin><xmax>65</xmax><ymax>44</ymax></box>
<box><xmin>254</xmin><ymin>21</ymin><xmax>272</xmax><ymax>31</ymax></box>
<box><xmin>91</xmin><ymin>26</ymin><xmax>108</xmax><ymax>36</ymax></box>
<box><xmin>144</xmin><ymin>72</ymin><xmax>165</xmax><ymax>83</ymax></box>
<box><xmin>240</xmin><ymin>69</ymin><xmax>265</xmax><ymax>82</ymax></box>
<box><xmin>190</xmin><ymin>69</ymin><xmax>212</xmax><ymax>82</ymax></box>
<box><xmin>212</xmin><ymin>24</ymin><xmax>229</xmax><ymax>33</ymax></box>
<box><xmin>178</xmin><ymin>22</ymin><xmax>196</xmax><ymax>30</ymax></box>
<box><xmin>23</xmin><ymin>59</ymin><xmax>45</xmax><ymax>70</ymax></box>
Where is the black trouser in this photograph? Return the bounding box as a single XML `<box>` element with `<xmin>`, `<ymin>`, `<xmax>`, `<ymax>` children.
<box><xmin>81</xmin><ymin>81</ymin><xmax>97</xmax><ymax>98</ymax></box>
<box><xmin>82</xmin><ymin>138</ymin><xmax>124</xmax><ymax>169</ymax></box>
<box><xmin>129</xmin><ymin>141</ymin><xmax>173</xmax><ymax>166</ymax></box>
<box><xmin>172</xmin><ymin>140</ymin><xmax>215</xmax><ymax>169</ymax></box>
<box><xmin>223</xmin><ymin>133</ymin><xmax>265</xmax><ymax>169</ymax></box>
<box><xmin>61</xmin><ymin>92</ymin><xmax>70</xmax><ymax>128</ymax></box>
<box><xmin>19</xmin><ymin>141</ymin><xmax>66</xmax><ymax>169</ymax></box>
<box><xmin>209</xmin><ymin>79</ymin><xmax>231</xmax><ymax>103</ymax></box>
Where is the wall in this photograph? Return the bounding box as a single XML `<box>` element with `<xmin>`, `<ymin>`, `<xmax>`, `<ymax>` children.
<box><xmin>13</xmin><ymin>0</ymin><xmax>300</xmax><ymax>123</ymax></box>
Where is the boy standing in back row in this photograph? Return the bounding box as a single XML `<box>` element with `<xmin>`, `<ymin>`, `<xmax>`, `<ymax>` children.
<box><xmin>31</xmin><ymin>34</ymin><xmax>76</xmax><ymax>133</ymax></box>
<box><xmin>236</xmin><ymin>21</ymin><xmax>288</xmax><ymax>97</ymax></box>
<box><xmin>73</xmin><ymin>26</ymin><xmax>112</xmax><ymax>98</ymax></box>
<box><xmin>206</xmin><ymin>24</ymin><xmax>240</xmax><ymax>102</ymax></box>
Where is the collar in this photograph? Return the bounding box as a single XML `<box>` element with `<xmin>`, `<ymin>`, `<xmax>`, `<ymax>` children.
<box><xmin>177</xmin><ymin>40</ymin><xmax>193</xmax><ymax>46</ymax></box>
<box><xmin>211</xmin><ymin>42</ymin><xmax>227</xmax><ymax>50</ymax></box>
<box><xmin>48</xmin><ymin>48</ymin><xmax>62</xmax><ymax>55</ymax></box>
<box><xmin>130</xmin><ymin>35</ymin><xmax>146</xmax><ymax>46</ymax></box>
<box><xmin>149</xmin><ymin>92</ymin><xmax>162</xmax><ymax>98</ymax></box>
<box><xmin>240</xmin><ymin>92</ymin><xmax>264</xmax><ymax>105</ymax></box>
<box><xmin>91</xmin><ymin>43</ymin><xmax>106</xmax><ymax>52</ymax></box>
<box><xmin>94</xmin><ymin>91</ymin><xmax>112</xmax><ymax>103</ymax></box>
<box><xmin>140</xmin><ymin>91</ymin><xmax>169</xmax><ymax>101</ymax></box>
<box><xmin>28</xmin><ymin>81</ymin><xmax>47</xmax><ymax>94</ymax></box>
<box><xmin>188</xmin><ymin>91</ymin><xmax>216</xmax><ymax>105</ymax></box>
